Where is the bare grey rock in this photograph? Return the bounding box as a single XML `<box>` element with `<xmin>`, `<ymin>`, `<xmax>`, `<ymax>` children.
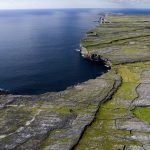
<box><xmin>0</xmin><ymin>70</ymin><xmax>121</xmax><ymax>149</ymax></box>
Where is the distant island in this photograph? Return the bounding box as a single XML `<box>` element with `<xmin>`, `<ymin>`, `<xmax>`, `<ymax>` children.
<box><xmin>1</xmin><ymin>14</ymin><xmax>150</xmax><ymax>150</ymax></box>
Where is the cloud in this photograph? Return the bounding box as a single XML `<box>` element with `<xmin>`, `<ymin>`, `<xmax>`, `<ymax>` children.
<box><xmin>107</xmin><ymin>0</ymin><xmax>150</xmax><ymax>8</ymax></box>
<box><xmin>110</xmin><ymin>0</ymin><xmax>141</xmax><ymax>2</ymax></box>
<box><xmin>109</xmin><ymin>0</ymin><xmax>142</xmax><ymax>3</ymax></box>
<box><xmin>0</xmin><ymin>0</ymin><xmax>149</xmax><ymax>9</ymax></box>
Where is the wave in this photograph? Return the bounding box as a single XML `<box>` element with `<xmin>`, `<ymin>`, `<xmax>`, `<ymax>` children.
<box><xmin>75</xmin><ymin>49</ymin><xmax>80</xmax><ymax>52</ymax></box>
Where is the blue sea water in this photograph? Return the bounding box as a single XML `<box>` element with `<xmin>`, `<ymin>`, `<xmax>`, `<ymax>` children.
<box><xmin>0</xmin><ymin>9</ymin><xmax>107</xmax><ymax>95</ymax></box>
<box><xmin>0</xmin><ymin>9</ymin><xmax>150</xmax><ymax>95</ymax></box>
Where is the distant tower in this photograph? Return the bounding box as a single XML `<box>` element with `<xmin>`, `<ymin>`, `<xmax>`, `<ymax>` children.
<box><xmin>99</xmin><ymin>16</ymin><xmax>105</xmax><ymax>24</ymax></box>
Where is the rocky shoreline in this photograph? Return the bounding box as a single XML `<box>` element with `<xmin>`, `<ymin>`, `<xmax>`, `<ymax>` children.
<box><xmin>1</xmin><ymin>14</ymin><xmax>150</xmax><ymax>149</ymax></box>
<box><xmin>76</xmin><ymin>14</ymin><xmax>150</xmax><ymax>149</ymax></box>
<box><xmin>0</xmin><ymin>70</ymin><xmax>120</xmax><ymax>149</ymax></box>
<box><xmin>0</xmin><ymin>89</ymin><xmax>9</xmax><ymax>95</ymax></box>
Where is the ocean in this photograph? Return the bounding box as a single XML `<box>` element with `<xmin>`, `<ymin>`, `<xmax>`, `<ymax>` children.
<box><xmin>0</xmin><ymin>8</ymin><xmax>150</xmax><ymax>95</ymax></box>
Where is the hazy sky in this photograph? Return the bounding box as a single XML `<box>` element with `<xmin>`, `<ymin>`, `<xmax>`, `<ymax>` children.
<box><xmin>0</xmin><ymin>0</ymin><xmax>149</xmax><ymax>9</ymax></box>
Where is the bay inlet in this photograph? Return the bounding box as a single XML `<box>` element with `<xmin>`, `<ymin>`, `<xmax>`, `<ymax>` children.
<box><xmin>0</xmin><ymin>9</ymin><xmax>108</xmax><ymax>95</ymax></box>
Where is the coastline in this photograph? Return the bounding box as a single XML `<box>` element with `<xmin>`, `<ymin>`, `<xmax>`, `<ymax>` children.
<box><xmin>76</xmin><ymin>14</ymin><xmax>150</xmax><ymax>149</ymax></box>
<box><xmin>1</xmin><ymin>14</ymin><xmax>150</xmax><ymax>149</ymax></box>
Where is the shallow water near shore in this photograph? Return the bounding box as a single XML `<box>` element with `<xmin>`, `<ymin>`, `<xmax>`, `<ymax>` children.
<box><xmin>0</xmin><ymin>8</ymin><xmax>150</xmax><ymax>95</ymax></box>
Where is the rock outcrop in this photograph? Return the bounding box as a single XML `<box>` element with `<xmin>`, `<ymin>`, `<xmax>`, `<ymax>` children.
<box><xmin>0</xmin><ymin>89</ymin><xmax>9</xmax><ymax>95</ymax></box>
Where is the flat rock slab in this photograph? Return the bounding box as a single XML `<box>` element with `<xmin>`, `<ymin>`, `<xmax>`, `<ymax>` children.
<box><xmin>133</xmin><ymin>70</ymin><xmax>150</xmax><ymax>107</ymax></box>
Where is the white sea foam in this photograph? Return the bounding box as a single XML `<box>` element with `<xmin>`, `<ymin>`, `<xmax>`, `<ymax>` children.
<box><xmin>75</xmin><ymin>49</ymin><xmax>80</xmax><ymax>52</ymax></box>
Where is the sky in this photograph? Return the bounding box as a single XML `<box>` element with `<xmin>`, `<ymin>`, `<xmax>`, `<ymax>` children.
<box><xmin>0</xmin><ymin>0</ymin><xmax>149</xmax><ymax>9</ymax></box>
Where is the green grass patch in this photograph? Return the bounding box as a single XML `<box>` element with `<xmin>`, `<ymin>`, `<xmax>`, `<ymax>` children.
<box><xmin>118</xmin><ymin>67</ymin><xmax>140</xmax><ymax>83</ymax></box>
<box><xmin>133</xmin><ymin>107</ymin><xmax>150</xmax><ymax>123</ymax></box>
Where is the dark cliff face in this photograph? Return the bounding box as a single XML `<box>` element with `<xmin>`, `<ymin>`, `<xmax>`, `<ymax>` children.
<box><xmin>80</xmin><ymin>44</ymin><xmax>111</xmax><ymax>67</ymax></box>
